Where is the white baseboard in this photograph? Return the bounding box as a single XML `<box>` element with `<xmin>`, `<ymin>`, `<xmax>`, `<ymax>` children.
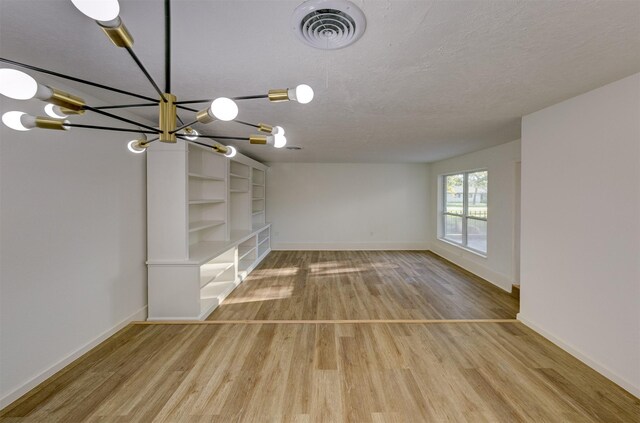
<box><xmin>146</xmin><ymin>315</ymin><xmax>199</xmax><ymax>322</ymax></box>
<box><xmin>517</xmin><ymin>313</ymin><xmax>640</xmax><ymax>398</ymax></box>
<box><xmin>272</xmin><ymin>242</ymin><xmax>431</xmax><ymax>251</ymax></box>
<box><xmin>0</xmin><ymin>306</ymin><xmax>148</xmax><ymax>410</ymax></box>
<box><xmin>430</xmin><ymin>243</ymin><xmax>513</xmax><ymax>292</ymax></box>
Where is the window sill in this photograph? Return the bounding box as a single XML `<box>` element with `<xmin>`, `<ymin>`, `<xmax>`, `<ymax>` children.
<box><xmin>437</xmin><ymin>238</ymin><xmax>487</xmax><ymax>258</ymax></box>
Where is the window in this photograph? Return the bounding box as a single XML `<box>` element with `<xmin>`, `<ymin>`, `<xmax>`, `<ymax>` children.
<box><xmin>441</xmin><ymin>170</ymin><xmax>488</xmax><ymax>254</ymax></box>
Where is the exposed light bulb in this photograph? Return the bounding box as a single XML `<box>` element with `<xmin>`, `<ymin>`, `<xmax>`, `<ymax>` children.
<box><xmin>296</xmin><ymin>84</ymin><xmax>314</xmax><ymax>104</ymax></box>
<box><xmin>70</xmin><ymin>0</ymin><xmax>120</xmax><ymax>22</ymax></box>
<box><xmin>224</xmin><ymin>145</ymin><xmax>237</xmax><ymax>158</ymax></box>
<box><xmin>274</xmin><ymin>134</ymin><xmax>287</xmax><ymax>148</ymax></box>
<box><xmin>2</xmin><ymin>111</ymin><xmax>33</xmax><ymax>131</ymax></box>
<box><xmin>209</xmin><ymin>97</ymin><xmax>238</xmax><ymax>121</ymax></box>
<box><xmin>127</xmin><ymin>139</ymin><xmax>147</xmax><ymax>154</ymax></box>
<box><xmin>183</xmin><ymin>128</ymin><xmax>199</xmax><ymax>141</ymax></box>
<box><xmin>288</xmin><ymin>84</ymin><xmax>314</xmax><ymax>104</ymax></box>
<box><xmin>0</xmin><ymin>69</ymin><xmax>38</xmax><ymax>100</ymax></box>
<box><xmin>272</xmin><ymin>125</ymin><xmax>285</xmax><ymax>135</ymax></box>
<box><xmin>45</xmin><ymin>104</ymin><xmax>68</xmax><ymax>119</ymax></box>
<box><xmin>0</xmin><ymin>69</ymin><xmax>83</xmax><ymax>112</ymax></box>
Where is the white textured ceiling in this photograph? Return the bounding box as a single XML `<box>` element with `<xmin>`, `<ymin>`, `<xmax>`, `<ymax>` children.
<box><xmin>1</xmin><ymin>0</ymin><xmax>639</xmax><ymax>163</ymax></box>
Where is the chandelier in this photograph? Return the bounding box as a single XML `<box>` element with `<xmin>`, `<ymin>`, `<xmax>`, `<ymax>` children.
<box><xmin>0</xmin><ymin>0</ymin><xmax>315</xmax><ymax>158</ymax></box>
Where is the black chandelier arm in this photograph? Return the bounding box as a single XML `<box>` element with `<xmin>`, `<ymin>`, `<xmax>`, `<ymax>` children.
<box><xmin>124</xmin><ymin>47</ymin><xmax>168</xmax><ymax>102</ymax></box>
<box><xmin>186</xmin><ymin>141</ymin><xmax>212</xmax><ymax>149</ymax></box>
<box><xmin>194</xmin><ymin>134</ymin><xmax>248</xmax><ymax>141</ymax></box>
<box><xmin>65</xmin><ymin>123</ymin><xmax>159</xmax><ymax>135</ymax></box>
<box><xmin>235</xmin><ymin>120</ymin><xmax>260</xmax><ymax>129</ymax></box>
<box><xmin>83</xmin><ymin>105</ymin><xmax>161</xmax><ymax>133</ymax></box>
<box><xmin>0</xmin><ymin>57</ymin><xmax>158</xmax><ymax>103</ymax></box>
<box><xmin>174</xmin><ymin>99</ymin><xmax>212</xmax><ymax>105</ymax></box>
<box><xmin>176</xmin><ymin>104</ymin><xmax>199</xmax><ymax>113</ymax></box>
<box><xmin>234</xmin><ymin>94</ymin><xmax>269</xmax><ymax>101</ymax></box>
<box><xmin>176</xmin><ymin>135</ymin><xmax>208</xmax><ymax>147</ymax></box>
<box><xmin>176</xmin><ymin>136</ymin><xmax>234</xmax><ymax>152</ymax></box>
<box><xmin>165</xmin><ymin>0</ymin><xmax>171</xmax><ymax>93</ymax></box>
<box><xmin>171</xmin><ymin>120</ymin><xmax>199</xmax><ymax>134</ymax></box>
<box><xmin>92</xmin><ymin>102</ymin><xmax>159</xmax><ymax>110</ymax></box>
<box><xmin>173</xmin><ymin>94</ymin><xmax>269</xmax><ymax>106</ymax></box>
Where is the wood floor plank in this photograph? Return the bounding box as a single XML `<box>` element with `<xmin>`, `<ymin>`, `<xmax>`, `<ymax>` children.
<box><xmin>215</xmin><ymin>324</ymin><xmax>277</xmax><ymax>421</ymax></box>
<box><xmin>280</xmin><ymin>324</ymin><xmax>315</xmax><ymax>420</ymax></box>
<box><xmin>338</xmin><ymin>335</ymin><xmax>376</xmax><ymax>423</ymax></box>
<box><xmin>315</xmin><ymin>324</ymin><xmax>338</xmax><ymax>371</ymax></box>
<box><xmin>180</xmin><ymin>324</ymin><xmax>263</xmax><ymax>418</ymax></box>
<box><xmin>310</xmin><ymin>370</ymin><xmax>344</xmax><ymax>422</ymax></box>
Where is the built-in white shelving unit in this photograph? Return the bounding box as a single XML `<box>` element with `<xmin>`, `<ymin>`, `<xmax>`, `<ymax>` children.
<box><xmin>146</xmin><ymin>141</ymin><xmax>270</xmax><ymax>320</ymax></box>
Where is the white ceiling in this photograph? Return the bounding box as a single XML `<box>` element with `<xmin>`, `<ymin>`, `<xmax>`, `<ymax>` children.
<box><xmin>1</xmin><ymin>0</ymin><xmax>639</xmax><ymax>163</ymax></box>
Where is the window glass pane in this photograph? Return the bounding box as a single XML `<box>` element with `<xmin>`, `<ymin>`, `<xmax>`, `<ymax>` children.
<box><xmin>444</xmin><ymin>174</ymin><xmax>464</xmax><ymax>215</ymax></box>
<box><xmin>443</xmin><ymin>214</ymin><xmax>463</xmax><ymax>244</ymax></box>
<box><xmin>467</xmin><ymin>218</ymin><xmax>487</xmax><ymax>253</ymax></box>
<box><xmin>467</xmin><ymin>171</ymin><xmax>488</xmax><ymax>219</ymax></box>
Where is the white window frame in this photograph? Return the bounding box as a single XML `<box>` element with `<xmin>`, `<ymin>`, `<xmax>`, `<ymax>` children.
<box><xmin>440</xmin><ymin>169</ymin><xmax>488</xmax><ymax>256</ymax></box>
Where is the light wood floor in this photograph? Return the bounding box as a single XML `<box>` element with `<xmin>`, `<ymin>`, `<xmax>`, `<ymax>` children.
<box><xmin>1</xmin><ymin>322</ymin><xmax>638</xmax><ymax>422</ymax></box>
<box><xmin>2</xmin><ymin>251</ymin><xmax>638</xmax><ymax>422</ymax></box>
<box><xmin>208</xmin><ymin>251</ymin><xmax>519</xmax><ymax>320</ymax></box>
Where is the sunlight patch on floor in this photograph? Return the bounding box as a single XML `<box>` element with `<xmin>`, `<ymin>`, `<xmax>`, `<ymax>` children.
<box><xmin>312</xmin><ymin>267</ymin><xmax>369</xmax><ymax>275</ymax></box>
<box><xmin>223</xmin><ymin>286</ymin><xmax>294</xmax><ymax>304</ymax></box>
<box><xmin>369</xmin><ymin>262</ymin><xmax>399</xmax><ymax>269</ymax></box>
<box><xmin>252</xmin><ymin>267</ymin><xmax>300</xmax><ymax>277</ymax></box>
<box><xmin>308</xmin><ymin>261</ymin><xmax>344</xmax><ymax>270</ymax></box>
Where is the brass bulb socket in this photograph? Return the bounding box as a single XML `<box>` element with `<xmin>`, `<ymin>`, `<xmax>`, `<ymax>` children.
<box><xmin>35</xmin><ymin>117</ymin><xmax>69</xmax><ymax>130</ymax></box>
<box><xmin>196</xmin><ymin>109</ymin><xmax>214</xmax><ymax>124</ymax></box>
<box><xmin>100</xmin><ymin>21</ymin><xmax>134</xmax><ymax>48</ymax></box>
<box><xmin>268</xmin><ymin>89</ymin><xmax>290</xmax><ymax>102</ymax></box>
<box><xmin>258</xmin><ymin>123</ymin><xmax>273</xmax><ymax>133</ymax></box>
<box><xmin>212</xmin><ymin>145</ymin><xmax>229</xmax><ymax>155</ymax></box>
<box><xmin>249</xmin><ymin>135</ymin><xmax>268</xmax><ymax>145</ymax></box>
<box><xmin>49</xmin><ymin>88</ymin><xmax>85</xmax><ymax>111</ymax></box>
<box><xmin>60</xmin><ymin>107</ymin><xmax>85</xmax><ymax>115</ymax></box>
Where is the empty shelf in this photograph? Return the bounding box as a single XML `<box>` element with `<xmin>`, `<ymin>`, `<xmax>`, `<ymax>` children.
<box><xmin>200</xmin><ymin>262</ymin><xmax>235</xmax><ymax>287</ymax></box>
<box><xmin>189</xmin><ymin>224</ymin><xmax>270</xmax><ymax>264</ymax></box>
<box><xmin>239</xmin><ymin>246</ymin><xmax>256</xmax><ymax>260</ymax></box>
<box><xmin>201</xmin><ymin>280</ymin><xmax>236</xmax><ymax>300</ymax></box>
<box><xmin>189</xmin><ymin>199</ymin><xmax>225</xmax><ymax>205</ymax></box>
<box><xmin>230</xmin><ymin>173</ymin><xmax>249</xmax><ymax>179</ymax></box>
<box><xmin>188</xmin><ymin>172</ymin><xmax>225</xmax><ymax>181</ymax></box>
<box><xmin>189</xmin><ymin>220</ymin><xmax>225</xmax><ymax>233</ymax></box>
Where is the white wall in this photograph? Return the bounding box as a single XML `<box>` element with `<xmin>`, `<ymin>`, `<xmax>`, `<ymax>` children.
<box><xmin>520</xmin><ymin>73</ymin><xmax>640</xmax><ymax>396</ymax></box>
<box><xmin>266</xmin><ymin>163</ymin><xmax>430</xmax><ymax>250</ymax></box>
<box><xmin>0</xmin><ymin>82</ymin><xmax>148</xmax><ymax>407</ymax></box>
<box><xmin>428</xmin><ymin>140</ymin><xmax>521</xmax><ymax>291</ymax></box>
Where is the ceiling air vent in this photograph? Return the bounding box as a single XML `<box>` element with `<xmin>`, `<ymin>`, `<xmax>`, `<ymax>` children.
<box><xmin>292</xmin><ymin>0</ymin><xmax>366</xmax><ymax>50</ymax></box>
